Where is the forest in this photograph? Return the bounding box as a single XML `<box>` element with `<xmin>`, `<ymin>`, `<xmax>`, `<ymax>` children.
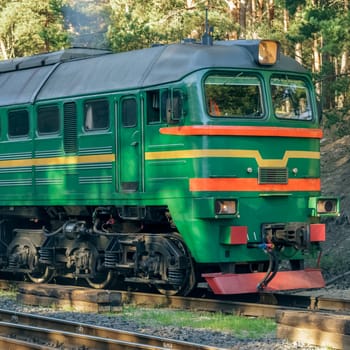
<box><xmin>0</xmin><ymin>0</ymin><xmax>348</xmax><ymax>129</ymax></box>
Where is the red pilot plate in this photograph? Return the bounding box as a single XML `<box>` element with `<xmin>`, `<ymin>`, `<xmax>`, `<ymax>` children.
<box><xmin>203</xmin><ymin>269</ymin><xmax>325</xmax><ymax>294</ymax></box>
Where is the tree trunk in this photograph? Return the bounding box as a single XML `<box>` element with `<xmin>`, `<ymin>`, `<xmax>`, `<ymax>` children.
<box><xmin>0</xmin><ymin>40</ymin><xmax>8</xmax><ymax>60</ymax></box>
<box><xmin>337</xmin><ymin>0</ymin><xmax>349</xmax><ymax>108</ymax></box>
<box><xmin>239</xmin><ymin>0</ymin><xmax>246</xmax><ymax>38</ymax></box>
<box><xmin>295</xmin><ymin>42</ymin><xmax>302</xmax><ymax>65</ymax></box>
<box><xmin>257</xmin><ymin>0</ymin><xmax>263</xmax><ymax>20</ymax></box>
<box><xmin>268</xmin><ymin>0</ymin><xmax>274</xmax><ymax>26</ymax></box>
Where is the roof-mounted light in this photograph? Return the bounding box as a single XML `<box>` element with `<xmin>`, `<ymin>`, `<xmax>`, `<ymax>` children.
<box><xmin>222</xmin><ymin>39</ymin><xmax>281</xmax><ymax>66</ymax></box>
<box><xmin>258</xmin><ymin>40</ymin><xmax>280</xmax><ymax>65</ymax></box>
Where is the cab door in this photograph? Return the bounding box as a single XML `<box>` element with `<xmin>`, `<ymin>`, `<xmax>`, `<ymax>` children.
<box><xmin>117</xmin><ymin>95</ymin><xmax>143</xmax><ymax>192</ymax></box>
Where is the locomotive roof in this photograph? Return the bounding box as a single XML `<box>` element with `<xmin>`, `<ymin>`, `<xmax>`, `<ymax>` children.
<box><xmin>0</xmin><ymin>42</ymin><xmax>308</xmax><ymax>107</ymax></box>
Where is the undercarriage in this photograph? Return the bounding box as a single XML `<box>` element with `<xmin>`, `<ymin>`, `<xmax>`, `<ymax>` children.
<box><xmin>0</xmin><ymin>205</ymin><xmax>196</xmax><ymax>295</ymax></box>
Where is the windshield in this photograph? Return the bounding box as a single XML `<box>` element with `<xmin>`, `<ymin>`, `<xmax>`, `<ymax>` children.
<box><xmin>271</xmin><ymin>76</ymin><xmax>312</xmax><ymax>120</ymax></box>
<box><xmin>204</xmin><ymin>74</ymin><xmax>263</xmax><ymax>118</ymax></box>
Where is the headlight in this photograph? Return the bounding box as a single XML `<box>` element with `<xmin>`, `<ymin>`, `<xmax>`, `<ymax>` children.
<box><xmin>317</xmin><ymin>199</ymin><xmax>338</xmax><ymax>214</ymax></box>
<box><xmin>258</xmin><ymin>40</ymin><xmax>279</xmax><ymax>65</ymax></box>
<box><xmin>215</xmin><ymin>200</ymin><xmax>237</xmax><ymax>215</ymax></box>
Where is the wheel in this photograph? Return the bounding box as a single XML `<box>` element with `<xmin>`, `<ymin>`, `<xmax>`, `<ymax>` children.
<box><xmin>27</xmin><ymin>264</ymin><xmax>54</xmax><ymax>283</ymax></box>
<box><xmin>7</xmin><ymin>237</ymin><xmax>54</xmax><ymax>284</ymax></box>
<box><xmin>155</xmin><ymin>258</ymin><xmax>196</xmax><ymax>296</ymax></box>
<box><xmin>85</xmin><ymin>270</ymin><xmax>114</xmax><ymax>289</ymax></box>
<box><xmin>27</xmin><ymin>252</ymin><xmax>55</xmax><ymax>283</ymax></box>
<box><xmin>151</xmin><ymin>234</ymin><xmax>197</xmax><ymax>296</ymax></box>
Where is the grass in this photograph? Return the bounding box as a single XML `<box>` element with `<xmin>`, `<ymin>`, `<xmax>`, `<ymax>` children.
<box><xmin>119</xmin><ymin>305</ymin><xmax>276</xmax><ymax>339</ymax></box>
<box><xmin>0</xmin><ymin>289</ymin><xmax>16</xmax><ymax>299</ymax></box>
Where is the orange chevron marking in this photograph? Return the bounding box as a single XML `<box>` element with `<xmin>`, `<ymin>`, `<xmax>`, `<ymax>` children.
<box><xmin>189</xmin><ymin>178</ymin><xmax>321</xmax><ymax>192</ymax></box>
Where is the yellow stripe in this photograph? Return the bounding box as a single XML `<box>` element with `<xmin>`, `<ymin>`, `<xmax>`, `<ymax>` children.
<box><xmin>145</xmin><ymin>150</ymin><xmax>320</xmax><ymax>167</ymax></box>
<box><xmin>0</xmin><ymin>154</ymin><xmax>115</xmax><ymax>168</ymax></box>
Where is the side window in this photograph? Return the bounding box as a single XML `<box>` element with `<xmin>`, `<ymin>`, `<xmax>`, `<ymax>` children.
<box><xmin>122</xmin><ymin>98</ymin><xmax>137</xmax><ymax>127</ymax></box>
<box><xmin>37</xmin><ymin>105</ymin><xmax>60</xmax><ymax>134</ymax></box>
<box><xmin>146</xmin><ymin>90</ymin><xmax>160</xmax><ymax>124</ymax></box>
<box><xmin>84</xmin><ymin>99</ymin><xmax>109</xmax><ymax>131</ymax></box>
<box><xmin>8</xmin><ymin>109</ymin><xmax>29</xmax><ymax>137</ymax></box>
<box><xmin>161</xmin><ymin>90</ymin><xmax>183</xmax><ymax>124</ymax></box>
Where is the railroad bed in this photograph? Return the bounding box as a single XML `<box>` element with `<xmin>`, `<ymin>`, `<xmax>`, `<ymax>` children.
<box><xmin>0</xmin><ymin>280</ymin><xmax>347</xmax><ymax>349</ymax></box>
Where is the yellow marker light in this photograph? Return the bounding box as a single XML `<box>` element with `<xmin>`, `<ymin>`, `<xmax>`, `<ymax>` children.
<box><xmin>215</xmin><ymin>200</ymin><xmax>237</xmax><ymax>215</ymax></box>
<box><xmin>258</xmin><ymin>40</ymin><xmax>279</xmax><ymax>65</ymax></box>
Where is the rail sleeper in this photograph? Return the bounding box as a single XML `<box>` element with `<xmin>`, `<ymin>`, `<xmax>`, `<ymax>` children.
<box><xmin>17</xmin><ymin>284</ymin><xmax>122</xmax><ymax>312</ymax></box>
<box><xmin>276</xmin><ymin>309</ymin><xmax>350</xmax><ymax>349</ymax></box>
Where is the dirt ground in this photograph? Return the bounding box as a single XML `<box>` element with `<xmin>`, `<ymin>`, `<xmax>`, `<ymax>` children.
<box><xmin>319</xmin><ymin>130</ymin><xmax>350</xmax><ymax>281</ymax></box>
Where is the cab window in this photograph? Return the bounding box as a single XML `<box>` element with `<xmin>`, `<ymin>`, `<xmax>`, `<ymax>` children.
<box><xmin>204</xmin><ymin>74</ymin><xmax>263</xmax><ymax>118</ymax></box>
<box><xmin>147</xmin><ymin>89</ymin><xmax>184</xmax><ymax>124</ymax></box>
<box><xmin>271</xmin><ymin>76</ymin><xmax>312</xmax><ymax>120</ymax></box>
<box><xmin>161</xmin><ymin>90</ymin><xmax>183</xmax><ymax>123</ymax></box>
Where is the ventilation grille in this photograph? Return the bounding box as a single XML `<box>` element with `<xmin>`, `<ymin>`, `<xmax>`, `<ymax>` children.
<box><xmin>64</xmin><ymin>102</ymin><xmax>77</xmax><ymax>153</ymax></box>
<box><xmin>259</xmin><ymin>167</ymin><xmax>288</xmax><ymax>184</ymax></box>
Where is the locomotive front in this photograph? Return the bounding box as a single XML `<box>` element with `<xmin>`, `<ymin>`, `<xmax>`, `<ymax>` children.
<box><xmin>148</xmin><ymin>40</ymin><xmax>339</xmax><ymax>294</ymax></box>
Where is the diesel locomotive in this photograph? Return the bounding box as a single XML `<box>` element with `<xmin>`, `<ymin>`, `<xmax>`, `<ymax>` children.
<box><xmin>0</xmin><ymin>37</ymin><xmax>339</xmax><ymax>295</ymax></box>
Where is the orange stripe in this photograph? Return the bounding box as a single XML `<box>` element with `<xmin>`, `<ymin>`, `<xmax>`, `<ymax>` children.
<box><xmin>160</xmin><ymin>126</ymin><xmax>323</xmax><ymax>139</ymax></box>
<box><xmin>189</xmin><ymin>178</ymin><xmax>321</xmax><ymax>192</ymax></box>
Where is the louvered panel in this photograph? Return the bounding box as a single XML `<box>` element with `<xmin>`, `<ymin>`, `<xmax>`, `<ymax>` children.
<box><xmin>259</xmin><ymin>167</ymin><xmax>288</xmax><ymax>184</ymax></box>
<box><xmin>63</xmin><ymin>102</ymin><xmax>77</xmax><ymax>153</ymax></box>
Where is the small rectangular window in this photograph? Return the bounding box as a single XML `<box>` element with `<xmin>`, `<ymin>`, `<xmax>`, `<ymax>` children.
<box><xmin>161</xmin><ymin>90</ymin><xmax>183</xmax><ymax>124</ymax></box>
<box><xmin>147</xmin><ymin>91</ymin><xmax>161</xmax><ymax>124</ymax></box>
<box><xmin>37</xmin><ymin>105</ymin><xmax>59</xmax><ymax>134</ymax></box>
<box><xmin>8</xmin><ymin>109</ymin><xmax>29</xmax><ymax>137</ymax></box>
<box><xmin>122</xmin><ymin>98</ymin><xmax>137</xmax><ymax>127</ymax></box>
<box><xmin>84</xmin><ymin>99</ymin><xmax>109</xmax><ymax>131</ymax></box>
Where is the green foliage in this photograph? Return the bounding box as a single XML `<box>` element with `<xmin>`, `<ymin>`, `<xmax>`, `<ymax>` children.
<box><xmin>107</xmin><ymin>0</ymin><xmax>238</xmax><ymax>52</ymax></box>
<box><xmin>0</xmin><ymin>0</ymin><xmax>69</xmax><ymax>58</ymax></box>
<box><xmin>285</xmin><ymin>0</ymin><xmax>306</xmax><ymax>16</ymax></box>
<box><xmin>299</xmin><ymin>6</ymin><xmax>348</xmax><ymax>56</ymax></box>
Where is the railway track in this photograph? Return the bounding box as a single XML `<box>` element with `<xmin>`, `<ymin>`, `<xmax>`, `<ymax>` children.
<box><xmin>2</xmin><ymin>279</ymin><xmax>350</xmax><ymax>349</ymax></box>
<box><xmin>3</xmin><ymin>278</ymin><xmax>350</xmax><ymax>316</ymax></box>
<box><xmin>0</xmin><ymin>308</ymin><xmax>224</xmax><ymax>350</ymax></box>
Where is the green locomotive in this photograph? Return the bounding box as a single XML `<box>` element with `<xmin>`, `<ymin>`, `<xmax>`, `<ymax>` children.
<box><xmin>0</xmin><ymin>39</ymin><xmax>338</xmax><ymax>294</ymax></box>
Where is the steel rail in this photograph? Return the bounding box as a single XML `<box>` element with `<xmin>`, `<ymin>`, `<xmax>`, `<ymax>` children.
<box><xmin>0</xmin><ymin>335</ymin><xmax>53</xmax><ymax>350</ymax></box>
<box><xmin>118</xmin><ymin>290</ymin><xmax>350</xmax><ymax>315</ymax></box>
<box><xmin>0</xmin><ymin>308</ymin><xmax>225</xmax><ymax>350</ymax></box>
